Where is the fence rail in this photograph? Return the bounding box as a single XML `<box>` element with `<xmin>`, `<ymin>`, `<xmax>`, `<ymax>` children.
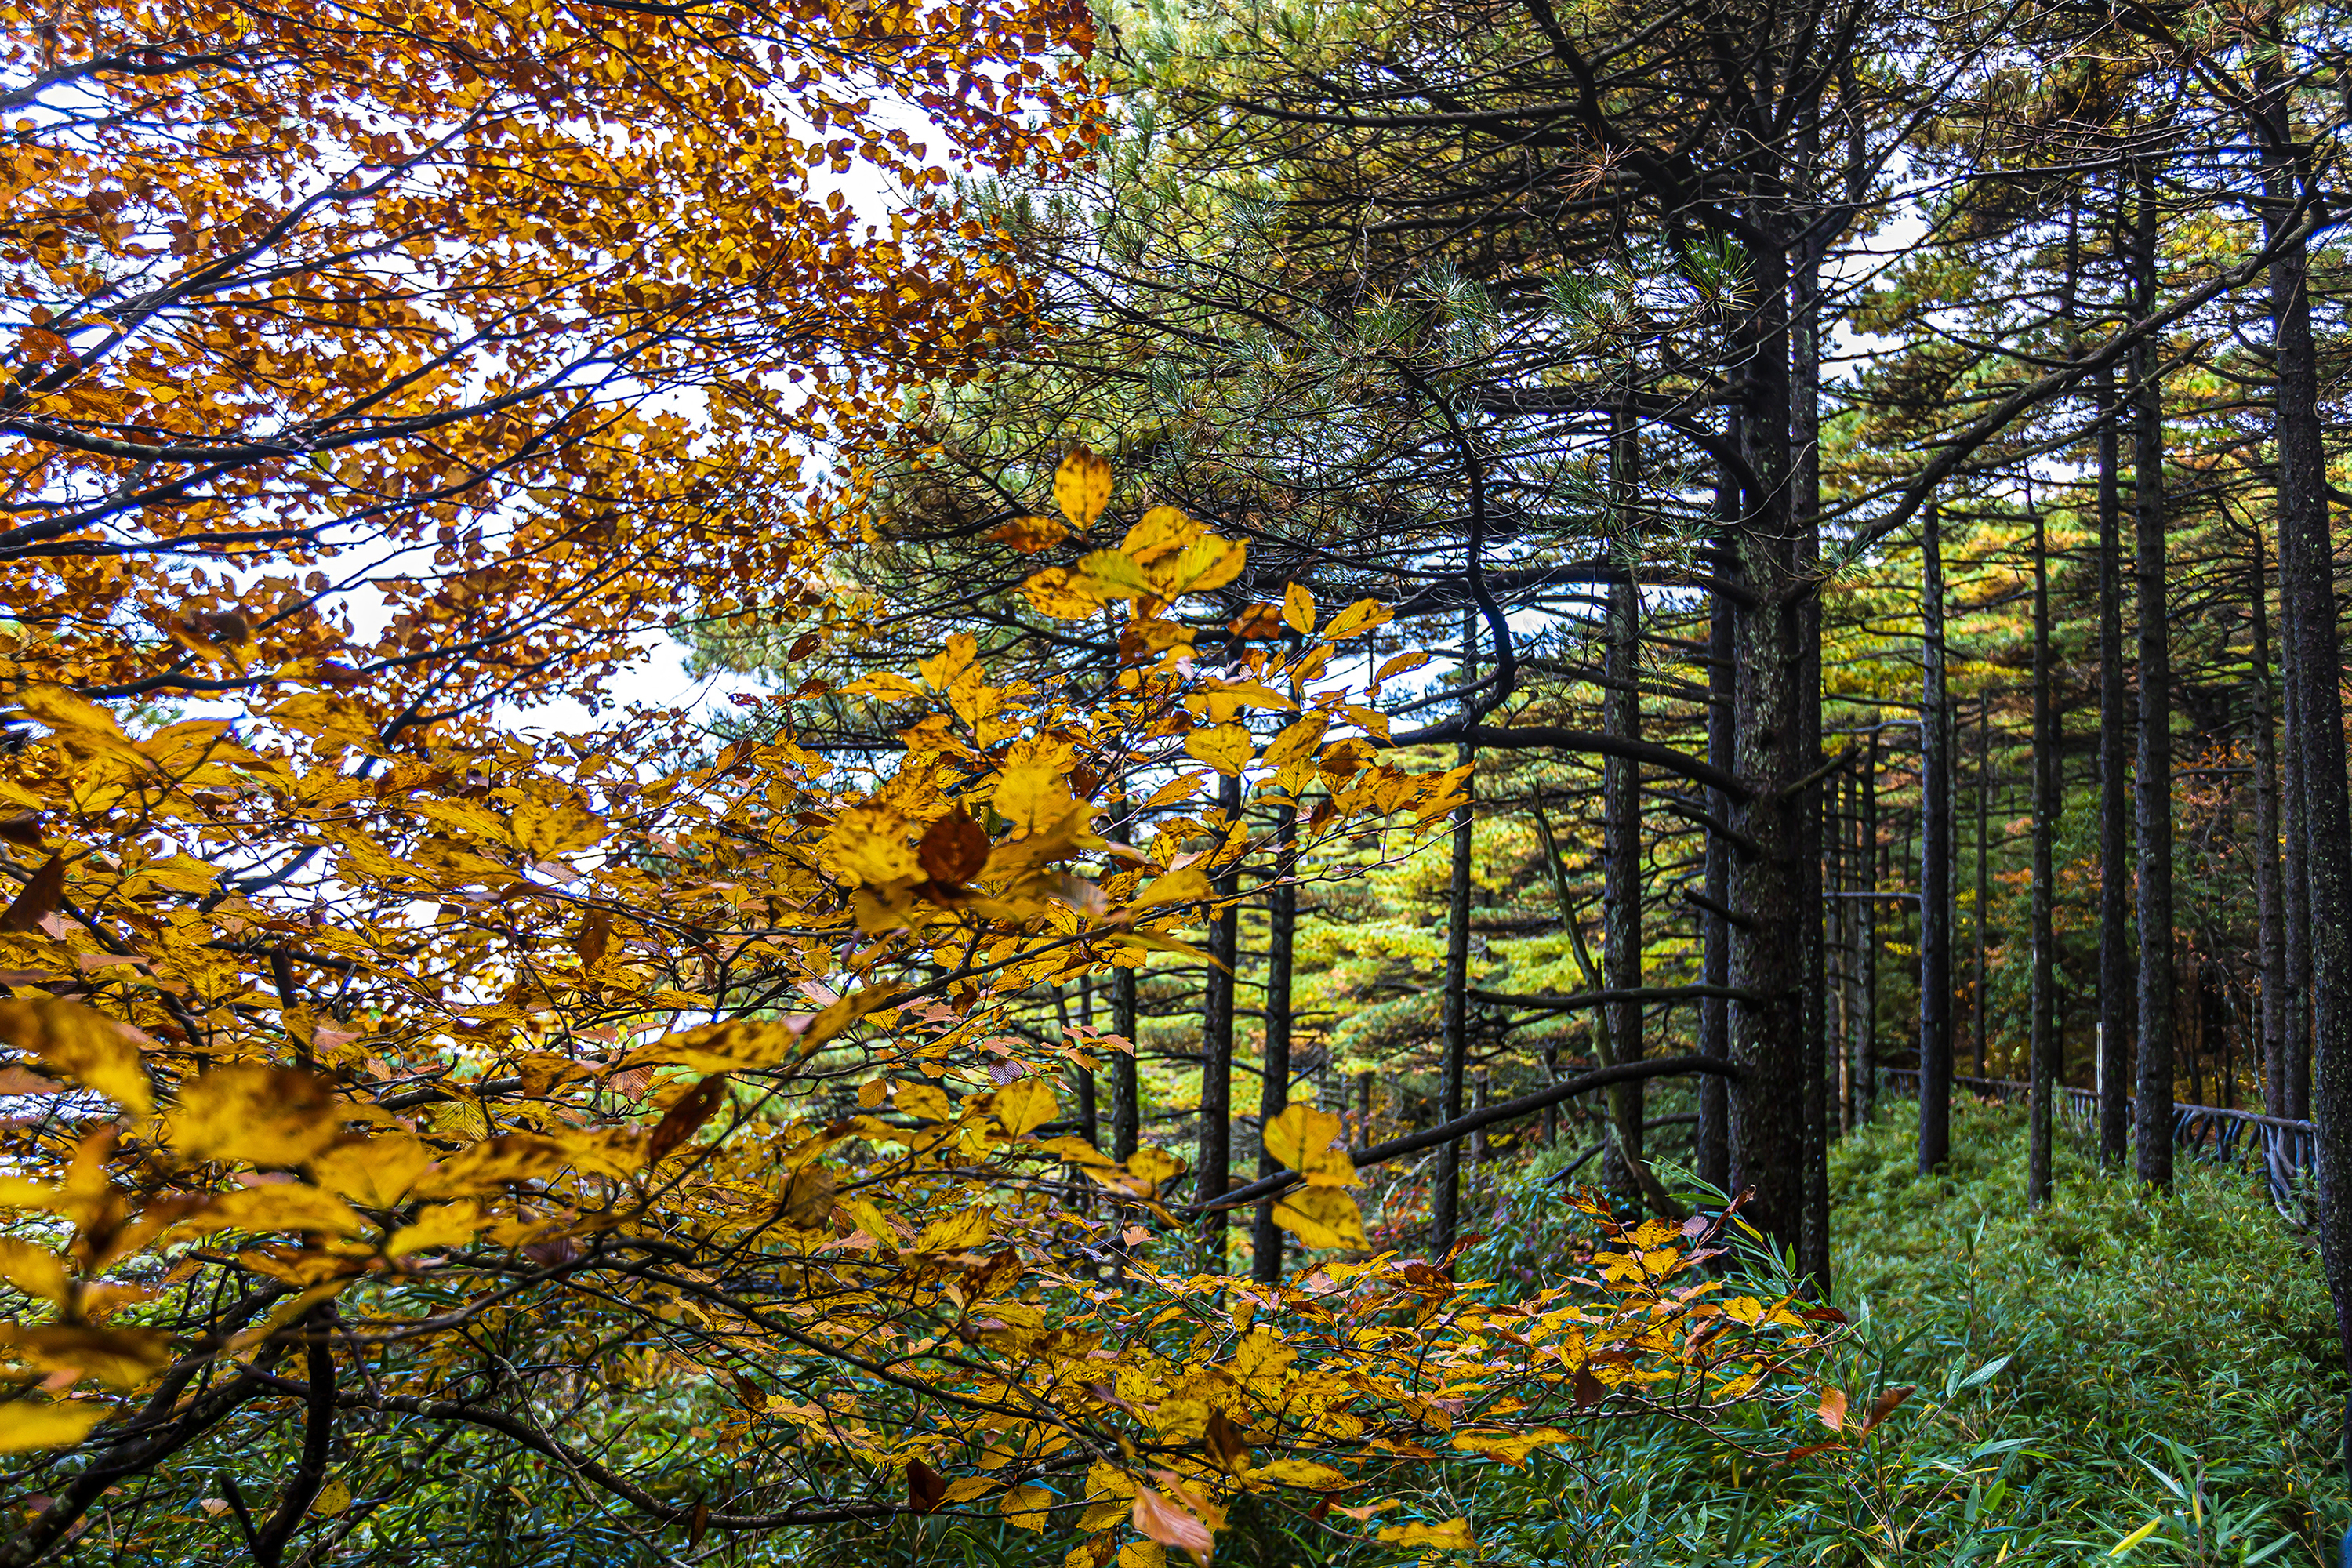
<box><xmin>1878</xmin><ymin>1069</ymin><xmax>2316</xmax><ymax>1208</ymax></box>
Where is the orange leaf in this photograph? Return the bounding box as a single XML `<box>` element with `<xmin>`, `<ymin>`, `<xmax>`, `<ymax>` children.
<box><xmin>1131</xmin><ymin>1488</ymin><xmax>1214</xmax><ymax>1567</ymax></box>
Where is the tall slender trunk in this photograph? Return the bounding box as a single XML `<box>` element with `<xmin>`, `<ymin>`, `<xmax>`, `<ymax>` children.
<box><xmin>2129</xmin><ymin>158</ymin><xmax>2176</xmax><ymax>1191</ymax></box>
<box><xmin>1602</xmin><ymin>405</ymin><xmax>1646</xmax><ymax>1213</ymax></box>
<box><xmin>2096</xmin><ymin>358</ymin><xmax>2134</xmax><ymax>1167</ymax></box>
<box><xmin>1795</xmin><ymin>215</ymin><xmax>1830</xmax><ymax>1292</ymax></box>
<box><xmin>2252</xmin><ymin>530</ymin><xmax>2288</xmax><ymax>1117</ymax></box>
<box><xmin>1832</xmin><ymin>768</ymin><xmax>1850</xmax><ymax>1131</ymax></box>
<box><xmin>2286</xmin><ymin>671</ymin><xmax>2313</xmax><ymax>1120</ymax></box>
<box><xmin>2030</xmin><ymin>504</ymin><xmax>2059</xmax><ymax>1207</ymax></box>
<box><xmin>1918</xmin><ymin>508</ymin><xmax>1954</xmax><ymax>1174</ymax></box>
<box><xmin>1726</xmin><ymin>234</ymin><xmax>1809</xmax><ymax>1254</ymax></box>
<box><xmin>2258</xmin><ymin>47</ymin><xmax>2352</xmax><ymax>1436</ymax></box>
<box><xmin>1251</xmin><ymin>801</ymin><xmax>1297</xmax><ymax>1284</ymax></box>
<box><xmin>1432</xmin><ymin>611</ymin><xmax>1477</xmax><ymax>1257</ymax></box>
<box><xmin>1697</xmin><ymin>420</ymin><xmax>1739</xmax><ymax>1192</ymax></box>
<box><xmin>1973</xmin><ymin>699</ymin><xmax>1991</xmax><ymax>1080</ymax></box>
<box><xmin>1110</xmin><ymin>780</ymin><xmax>1142</xmax><ymax>1166</ymax></box>
<box><xmin>1857</xmin><ymin>725</ymin><xmax>1879</xmax><ymax>1125</ymax></box>
<box><xmin>1058</xmin><ymin>987</ymin><xmax>1097</xmax><ymax>1152</ymax></box>
<box><xmin>1196</xmin><ymin>771</ymin><xmax>1241</xmax><ymax>1266</ymax></box>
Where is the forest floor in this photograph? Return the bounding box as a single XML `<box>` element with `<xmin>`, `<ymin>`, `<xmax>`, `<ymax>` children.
<box><xmin>803</xmin><ymin>1101</ymin><xmax>2347</xmax><ymax>1568</ymax></box>
<box><xmin>1425</xmin><ymin>1098</ymin><xmax>2350</xmax><ymax>1566</ymax></box>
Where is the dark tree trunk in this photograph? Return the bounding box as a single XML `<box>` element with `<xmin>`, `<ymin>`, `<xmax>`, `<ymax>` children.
<box><xmin>1602</xmin><ymin>405</ymin><xmax>1646</xmax><ymax>1213</ymax></box>
<box><xmin>2129</xmin><ymin>160</ymin><xmax>2176</xmax><ymax>1191</ymax></box>
<box><xmin>1973</xmin><ymin>698</ymin><xmax>1991</xmax><ymax>1080</ymax></box>
<box><xmin>1697</xmin><ymin>421</ymin><xmax>1738</xmax><ymax>1192</ymax></box>
<box><xmin>2095</xmin><ymin>359</ymin><xmax>2134</xmax><ymax>1167</ymax></box>
<box><xmin>1726</xmin><ymin>234</ymin><xmax>1809</xmax><ymax>1256</ymax></box>
<box><xmin>1796</xmin><ymin>213</ymin><xmax>1830</xmax><ymax>1292</ymax></box>
<box><xmin>1252</xmin><ymin>801</ymin><xmax>1297</xmax><ymax>1284</ymax></box>
<box><xmin>1857</xmin><ymin>726</ymin><xmax>1879</xmax><ymax>1125</ymax></box>
<box><xmin>1918</xmin><ymin>508</ymin><xmax>1954</xmax><ymax>1174</ymax></box>
<box><xmin>2286</xmin><ymin>670</ymin><xmax>2314</xmax><ymax>1121</ymax></box>
<box><xmin>1059</xmin><ymin>987</ymin><xmax>1098</xmax><ymax>1151</ymax></box>
<box><xmin>2252</xmin><ymin>529</ymin><xmax>2287</xmax><ymax>1118</ymax></box>
<box><xmin>1197</xmin><ymin>771</ymin><xmax>1241</xmax><ymax>1265</ymax></box>
<box><xmin>2259</xmin><ymin>62</ymin><xmax>2352</xmax><ymax>1446</ymax></box>
<box><xmin>1832</xmin><ymin>768</ymin><xmax>1850</xmax><ymax>1131</ymax></box>
<box><xmin>1432</xmin><ymin>612</ymin><xmax>1477</xmax><ymax>1256</ymax></box>
<box><xmin>2030</xmin><ymin>504</ymin><xmax>2059</xmax><ymax>1207</ymax></box>
<box><xmin>1111</xmin><ymin>786</ymin><xmax>1142</xmax><ymax>1166</ymax></box>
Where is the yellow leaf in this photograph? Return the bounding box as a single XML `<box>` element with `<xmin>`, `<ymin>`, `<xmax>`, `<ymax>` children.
<box><xmin>196</xmin><ymin>1184</ymin><xmax>369</xmax><ymax>1238</ymax></box>
<box><xmin>1283</xmin><ymin>582</ymin><xmax>1315</xmax><ymax>634</ymax></box>
<box><xmin>312</xmin><ymin>1479</ymin><xmax>351</xmax><ymax>1515</ymax></box>
<box><xmin>1022</xmin><ymin>565</ymin><xmax>1105</xmax><ymax>619</ymax></box>
<box><xmin>1074</xmin><ymin>549</ymin><xmax>1152</xmax><ymax>599</ymax></box>
<box><xmin>1132</xmin><ymin>867</ymin><xmax>1209</xmax><ymax>909</ymax></box>
<box><xmin>1262</xmin><ymin>714</ymin><xmax>1329</xmax><ymax>771</ymax></box>
<box><xmin>1271</xmin><ymin>1185</ymin><xmax>1367</xmax><ymax>1251</ymax></box>
<box><xmin>1378</xmin><ymin>1517</ymin><xmax>1476</xmax><ymax>1552</ymax></box>
<box><xmin>1056</xmin><ymin>446</ymin><xmax>1114</xmax><ymax>529</ymax></box>
<box><xmin>1183</xmin><ymin>724</ymin><xmax>1254</xmax><ymax>778</ymax></box>
<box><xmin>2110</xmin><ymin>1519</ymin><xmax>2163</xmax><ymax>1555</ymax></box>
<box><xmin>996</xmin><ymin>762</ymin><xmax>1082</xmax><ymax>837</ymax></box>
<box><xmin>825</xmin><ymin>805</ymin><xmax>918</xmax><ymax>885</ymax></box>
<box><xmin>1249</xmin><ymin>1458</ymin><xmax>1346</xmax><ymax>1489</ymax></box>
<box><xmin>0</xmin><ymin>998</ymin><xmax>152</xmax><ymax>1119</ymax></box>
<box><xmin>1321</xmin><ymin>599</ymin><xmax>1392</xmax><ymax>640</ymax></box>
<box><xmin>1120</xmin><ymin>506</ymin><xmax>1199</xmax><ymax>562</ymax></box>
<box><xmin>941</xmin><ymin>1475</ymin><xmax>999</xmax><ymax>1505</ymax></box>
<box><xmin>385</xmin><ymin>1201</ymin><xmax>482</xmax><ymax>1258</ymax></box>
<box><xmin>913</xmin><ymin>1209</ymin><xmax>993</xmax><ymax>1253</ymax></box>
<box><xmin>0</xmin><ymin>1400</ymin><xmax>106</xmax><ymax>1454</ymax></box>
<box><xmin>0</xmin><ymin>1238</ymin><xmax>69</xmax><ymax>1304</ymax></box>
<box><xmin>1</xmin><ymin>1324</ymin><xmax>172</xmax><ymax>1388</ymax></box>
<box><xmin>172</xmin><ymin>1065</ymin><xmax>339</xmax><ymax>1167</ymax></box>
<box><xmin>992</xmin><ymin>514</ymin><xmax>1068</xmax><ymax>552</ymax></box>
<box><xmin>1117</xmin><ymin>1544</ymin><xmax>1167</xmax><ymax>1568</ymax></box>
<box><xmin>1154</xmin><ymin>535</ymin><xmax>1247</xmax><ymax>598</ymax></box>
<box><xmin>1125</xmin><ymin>1147</ymin><xmax>1187</xmax><ymax>1196</ymax></box>
<box><xmin>1262</xmin><ymin>1105</ymin><xmax>1354</xmax><ymax>1187</ymax></box>
<box><xmin>1000</xmin><ymin>1483</ymin><xmax>1054</xmax><ymax>1531</ymax></box>
<box><xmin>310</xmin><ymin>1134</ymin><xmax>434</xmax><ymax>1209</ymax></box>
<box><xmin>993</xmin><ymin>1076</ymin><xmax>1057</xmax><ymax>1136</ymax></box>
<box><xmin>1448</xmin><ymin>1428</ymin><xmax>1573</xmax><ymax>1467</ymax></box>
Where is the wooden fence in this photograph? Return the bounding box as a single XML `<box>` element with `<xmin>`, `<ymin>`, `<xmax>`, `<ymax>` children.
<box><xmin>1878</xmin><ymin>1068</ymin><xmax>2316</xmax><ymax>1208</ymax></box>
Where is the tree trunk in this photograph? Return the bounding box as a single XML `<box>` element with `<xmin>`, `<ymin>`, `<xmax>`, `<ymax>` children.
<box><xmin>1796</xmin><ymin>212</ymin><xmax>1830</xmax><ymax>1293</ymax></box>
<box><xmin>2252</xmin><ymin>528</ymin><xmax>2288</xmax><ymax>1117</ymax></box>
<box><xmin>1602</xmin><ymin>405</ymin><xmax>1646</xmax><ymax>1214</ymax></box>
<box><xmin>1112</xmin><ymin>786</ymin><xmax>1142</xmax><ymax>1167</ymax></box>
<box><xmin>1251</xmin><ymin>800</ymin><xmax>1297</xmax><ymax>1284</ymax></box>
<box><xmin>1197</xmin><ymin>771</ymin><xmax>1241</xmax><ymax>1265</ymax></box>
<box><xmin>1698</xmin><ymin>421</ymin><xmax>1738</xmax><ymax>1192</ymax></box>
<box><xmin>2030</xmin><ymin>503</ymin><xmax>2059</xmax><ymax>1207</ymax></box>
<box><xmin>2286</xmin><ymin>670</ymin><xmax>2314</xmax><ymax>1121</ymax></box>
<box><xmin>1858</xmin><ymin>725</ymin><xmax>1879</xmax><ymax>1126</ymax></box>
<box><xmin>1918</xmin><ymin>507</ymin><xmax>1954</xmax><ymax>1174</ymax></box>
<box><xmin>2259</xmin><ymin>62</ymin><xmax>2352</xmax><ymax>1448</ymax></box>
<box><xmin>1832</xmin><ymin>768</ymin><xmax>1850</xmax><ymax>1131</ymax></box>
<box><xmin>1432</xmin><ymin>612</ymin><xmax>1477</xmax><ymax>1257</ymax></box>
<box><xmin>2096</xmin><ymin>358</ymin><xmax>2134</xmax><ymax>1167</ymax></box>
<box><xmin>2130</xmin><ymin>159</ymin><xmax>2176</xmax><ymax>1191</ymax></box>
<box><xmin>1726</xmin><ymin>233</ymin><xmax>1809</xmax><ymax>1256</ymax></box>
<box><xmin>1974</xmin><ymin>698</ymin><xmax>1991</xmax><ymax>1080</ymax></box>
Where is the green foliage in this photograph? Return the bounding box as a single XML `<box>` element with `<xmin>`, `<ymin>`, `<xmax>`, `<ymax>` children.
<box><xmin>1412</xmin><ymin>1102</ymin><xmax>2344</xmax><ymax>1565</ymax></box>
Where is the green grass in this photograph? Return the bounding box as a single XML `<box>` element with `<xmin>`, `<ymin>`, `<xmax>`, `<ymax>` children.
<box><xmin>1417</xmin><ymin>1098</ymin><xmax>2350</xmax><ymax>1566</ymax></box>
